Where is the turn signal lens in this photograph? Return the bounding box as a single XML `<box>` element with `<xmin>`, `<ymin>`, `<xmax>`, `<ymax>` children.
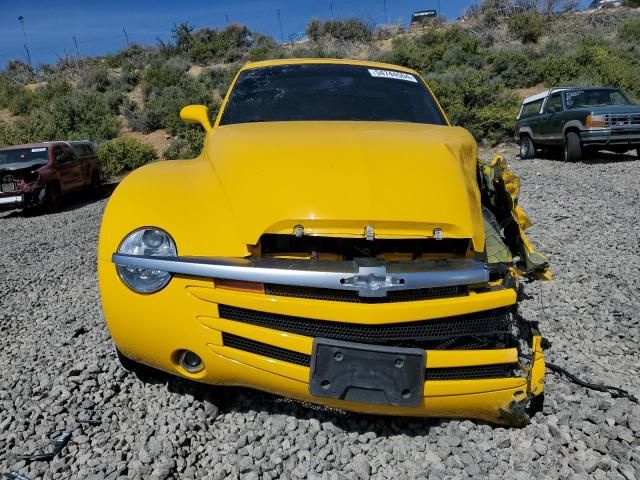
<box><xmin>586</xmin><ymin>114</ymin><xmax>606</xmax><ymax>128</ymax></box>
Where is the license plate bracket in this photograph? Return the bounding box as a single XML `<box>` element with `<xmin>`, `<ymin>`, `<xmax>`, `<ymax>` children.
<box><xmin>309</xmin><ymin>338</ymin><xmax>425</xmax><ymax>407</ymax></box>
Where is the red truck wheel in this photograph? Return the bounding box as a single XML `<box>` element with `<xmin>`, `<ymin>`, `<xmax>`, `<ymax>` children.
<box><xmin>42</xmin><ymin>183</ymin><xmax>61</xmax><ymax>213</ymax></box>
<box><xmin>90</xmin><ymin>170</ymin><xmax>102</xmax><ymax>197</ymax></box>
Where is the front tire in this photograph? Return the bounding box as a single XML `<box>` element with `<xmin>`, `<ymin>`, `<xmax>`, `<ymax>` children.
<box><xmin>42</xmin><ymin>182</ymin><xmax>61</xmax><ymax>213</ymax></box>
<box><xmin>520</xmin><ymin>135</ymin><xmax>536</xmax><ymax>159</ymax></box>
<box><xmin>564</xmin><ymin>132</ymin><xmax>582</xmax><ymax>162</ymax></box>
<box><xmin>90</xmin><ymin>170</ymin><xmax>102</xmax><ymax>197</ymax></box>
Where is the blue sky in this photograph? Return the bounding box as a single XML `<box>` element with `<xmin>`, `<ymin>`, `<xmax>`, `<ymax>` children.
<box><xmin>0</xmin><ymin>0</ymin><xmax>480</xmax><ymax>67</ymax></box>
<box><xmin>0</xmin><ymin>0</ymin><xmax>591</xmax><ymax>67</ymax></box>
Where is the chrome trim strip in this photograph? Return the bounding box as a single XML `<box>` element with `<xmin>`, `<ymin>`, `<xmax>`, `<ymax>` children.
<box><xmin>112</xmin><ymin>254</ymin><xmax>489</xmax><ymax>297</ymax></box>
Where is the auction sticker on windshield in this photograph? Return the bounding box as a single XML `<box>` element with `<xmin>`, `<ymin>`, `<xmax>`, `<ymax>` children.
<box><xmin>368</xmin><ymin>69</ymin><xmax>417</xmax><ymax>83</ymax></box>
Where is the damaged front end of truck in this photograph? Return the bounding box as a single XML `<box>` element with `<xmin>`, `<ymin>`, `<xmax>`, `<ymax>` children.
<box><xmin>100</xmin><ymin>60</ymin><xmax>551</xmax><ymax>426</ymax></box>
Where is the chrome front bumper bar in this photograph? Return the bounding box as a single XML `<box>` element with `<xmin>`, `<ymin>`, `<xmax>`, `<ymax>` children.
<box><xmin>112</xmin><ymin>254</ymin><xmax>489</xmax><ymax>297</ymax></box>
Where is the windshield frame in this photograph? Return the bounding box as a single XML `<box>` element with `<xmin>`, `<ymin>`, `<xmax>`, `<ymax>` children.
<box><xmin>562</xmin><ymin>88</ymin><xmax>631</xmax><ymax>110</ymax></box>
<box><xmin>215</xmin><ymin>61</ymin><xmax>450</xmax><ymax>127</ymax></box>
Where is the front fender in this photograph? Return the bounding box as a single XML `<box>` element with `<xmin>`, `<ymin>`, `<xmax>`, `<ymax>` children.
<box><xmin>97</xmin><ymin>157</ymin><xmax>247</xmax><ymax>264</ymax></box>
<box><xmin>562</xmin><ymin>119</ymin><xmax>585</xmax><ymax>135</ymax></box>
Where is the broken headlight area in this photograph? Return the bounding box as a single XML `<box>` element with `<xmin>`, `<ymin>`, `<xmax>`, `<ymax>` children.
<box><xmin>1</xmin><ymin>169</ymin><xmax>40</xmax><ymax>192</ymax></box>
<box><xmin>478</xmin><ymin>155</ymin><xmax>552</xmax><ymax>281</ymax></box>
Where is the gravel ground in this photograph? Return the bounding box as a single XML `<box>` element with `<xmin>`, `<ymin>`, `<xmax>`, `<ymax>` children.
<box><xmin>1</xmin><ymin>153</ymin><xmax>639</xmax><ymax>480</ymax></box>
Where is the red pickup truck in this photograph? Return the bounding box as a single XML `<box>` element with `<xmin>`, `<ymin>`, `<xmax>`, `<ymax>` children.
<box><xmin>0</xmin><ymin>141</ymin><xmax>102</xmax><ymax>212</ymax></box>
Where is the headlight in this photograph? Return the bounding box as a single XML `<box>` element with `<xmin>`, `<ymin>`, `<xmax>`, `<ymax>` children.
<box><xmin>117</xmin><ymin>228</ymin><xmax>177</xmax><ymax>293</ymax></box>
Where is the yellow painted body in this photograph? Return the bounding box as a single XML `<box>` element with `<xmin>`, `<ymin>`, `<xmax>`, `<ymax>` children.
<box><xmin>98</xmin><ymin>58</ymin><xmax>545</xmax><ymax>424</ymax></box>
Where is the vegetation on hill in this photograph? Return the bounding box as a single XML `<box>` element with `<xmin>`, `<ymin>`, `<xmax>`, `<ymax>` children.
<box><xmin>1</xmin><ymin>1</ymin><xmax>639</xmax><ymax>174</ymax></box>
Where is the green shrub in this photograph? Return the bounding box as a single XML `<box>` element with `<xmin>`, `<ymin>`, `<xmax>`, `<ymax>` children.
<box><xmin>104</xmin><ymin>88</ymin><xmax>125</xmax><ymax>114</ymax></box>
<box><xmin>248</xmin><ymin>35</ymin><xmax>278</xmax><ymax>61</ymax></box>
<box><xmin>427</xmin><ymin>67</ymin><xmax>519</xmax><ymax>145</ymax></box>
<box><xmin>0</xmin><ymin>120</ymin><xmax>19</xmax><ymax>147</ymax></box>
<box><xmin>539</xmin><ymin>55</ymin><xmax>581</xmax><ymax>86</ymax></box>
<box><xmin>573</xmin><ymin>40</ymin><xmax>640</xmax><ymax>98</ymax></box>
<box><xmin>98</xmin><ymin>137</ymin><xmax>158</xmax><ymax>176</ymax></box>
<box><xmin>141</xmin><ymin>56</ymin><xmax>190</xmax><ymax>99</ymax></box>
<box><xmin>33</xmin><ymin>79</ymin><xmax>73</xmax><ymax>105</ymax></box>
<box><xmin>131</xmin><ymin>75</ymin><xmax>215</xmax><ymax>135</ymax></box>
<box><xmin>383</xmin><ymin>26</ymin><xmax>481</xmax><ymax>72</ymax></box>
<box><xmin>306</xmin><ymin>18</ymin><xmax>322</xmax><ymax>41</ymax></box>
<box><xmin>173</xmin><ymin>22</ymin><xmax>195</xmax><ymax>54</ymax></box>
<box><xmin>619</xmin><ymin>18</ymin><xmax>640</xmax><ymax>43</ymax></box>
<box><xmin>622</xmin><ymin>0</ymin><xmax>640</xmax><ymax>6</ymax></box>
<box><xmin>507</xmin><ymin>12</ymin><xmax>544</xmax><ymax>44</ymax></box>
<box><xmin>4</xmin><ymin>60</ymin><xmax>34</xmax><ymax>84</ymax></box>
<box><xmin>308</xmin><ymin>18</ymin><xmax>373</xmax><ymax>42</ymax></box>
<box><xmin>186</xmin><ymin>24</ymin><xmax>255</xmax><ymax>64</ymax></box>
<box><xmin>105</xmin><ymin>43</ymin><xmax>152</xmax><ymax>70</ymax></box>
<box><xmin>200</xmin><ymin>64</ymin><xmax>241</xmax><ymax>96</ymax></box>
<box><xmin>48</xmin><ymin>91</ymin><xmax>121</xmax><ymax>141</ymax></box>
<box><xmin>120</xmin><ymin>62</ymin><xmax>141</xmax><ymax>91</ymax></box>
<box><xmin>78</xmin><ymin>67</ymin><xmax>111</xmax><ymax>92</ymax></box>
<box><xmin>489</xmin><ymin>49</ymin><xmax>542</xmax><ymax>88</ymax></box>
<box><xmin>163</xmin><ymin>126</ymin><xmax>204</xmax><ymax>159</ymax></box>
<box><xmin>7</xmin><ymin>87</ymin><xmax>36</xmax><ymax>116</ymax></box>
<box><xmin>0</xmin><ymin>75</ymin><xmax>16</xmax><ymax>108</ymax></box>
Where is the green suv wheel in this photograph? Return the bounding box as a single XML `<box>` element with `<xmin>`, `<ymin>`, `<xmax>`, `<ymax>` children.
<box><xmin>520</xmin><ymin>135</ymin><xmax>536</xmax><ymax>159</ymax></box>
<box><xmin>564</xmin><ymin>132</ymin><xmax>582</xmax><ymax>162</ymax></box>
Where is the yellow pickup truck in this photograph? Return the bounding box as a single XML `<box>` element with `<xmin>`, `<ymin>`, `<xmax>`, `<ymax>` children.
<box><xmin>98</xmin><ymin>58</ymin><xmax>550</xmax><ymax>425</ymax></box>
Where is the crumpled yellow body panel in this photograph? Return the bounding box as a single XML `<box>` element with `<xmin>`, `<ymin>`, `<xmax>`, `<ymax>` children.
<box><xmin>479</xmin><ymin>155</ymin><xmax>552</xmax><ymax>281</ymax></box>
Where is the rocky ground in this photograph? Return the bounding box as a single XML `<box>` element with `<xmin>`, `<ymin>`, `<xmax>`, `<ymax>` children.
<box><xmin>1</xmin><ymin>152</ymin><xmax>639</xmax><ymax>480</ymax></box>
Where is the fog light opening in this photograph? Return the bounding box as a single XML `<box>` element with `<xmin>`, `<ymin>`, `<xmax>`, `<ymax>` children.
<box><xmin>178</xmin><ymin>350</ymin><xmax>203</xmax><ymax>373</ymax></box>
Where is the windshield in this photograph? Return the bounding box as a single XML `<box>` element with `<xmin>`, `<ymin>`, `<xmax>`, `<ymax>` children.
<box><xmin>219</xmin><ymin>64</ymin><xmax>447</xmax><ymax>126</ymax></box>
<box><xmin>0</xmin><ymin>147</ymin><xmax>49</xmax><ymax>166</ymax></box>
<box><xmin>564</xmin><ymin>89</ymin><xmax>630</xmax><ymax>109</ymax></box>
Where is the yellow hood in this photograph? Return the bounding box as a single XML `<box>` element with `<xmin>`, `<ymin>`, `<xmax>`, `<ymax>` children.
<box><xmin>207</xmin><ymin>121</ymin><xmax>484</xmax><ymax>250</ymax></box>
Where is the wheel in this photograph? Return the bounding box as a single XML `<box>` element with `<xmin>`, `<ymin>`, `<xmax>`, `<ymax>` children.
<box><xmin>42</xmin><ymin>182</ymin><xmax>61</xmax><ymax>213</ymax></box>
<box><xmin>563</xmin><ymin>132</ymin><xmax>582</xmax><ymax>162</ymax></box>
<box><xmin>90</xmin><ymin>170</ymin><xmax>102</xmax><ymax>197</ymax></box>
<box><xmin>519</xmin><ymin>135</ymin><xmax>536</xmax><ymax>159</ymax></box>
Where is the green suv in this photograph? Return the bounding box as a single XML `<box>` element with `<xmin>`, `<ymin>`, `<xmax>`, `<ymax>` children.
<box><xmin>515</xmin><ymin>87</ymin><xmax>640</xmax><ymax>162</ymax></box>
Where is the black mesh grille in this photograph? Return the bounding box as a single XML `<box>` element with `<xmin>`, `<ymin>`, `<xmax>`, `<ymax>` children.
<box><xmin>222</xmin><ymin>333</ymin><xmax>310</xmax><ymax>366</ymax></box>
<box><xmin>424</xmin><ymin>364</ymin><xmax>518</xmax><ymax>380</ymax></box>
<box><xmin>217</xmin><ymin>305</ymin><xmax>513</xmax><ymax>346</ymax></box>
<box><xmin>221</xmin><ymin>334</ymin><xmax>519</xmax><ymax>380</ymax></box>
<box><xmin>264</xmin><ymin>284</ymin><xmax>467</xmax><ymax>303</ymax></box>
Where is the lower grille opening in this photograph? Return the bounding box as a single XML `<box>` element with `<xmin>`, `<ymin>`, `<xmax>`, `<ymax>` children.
<box><xmin>424</xmin><ymin>364</ymin><xmax>518</xmax><ymax>380</ymax></box>
<box><xmin>221</xmin><ymin>333</ymin><xmax>519</xmax><ymax>380</ymax></box>
<box><xmin>218</xmin><ymin>305</ymin><xmax>515</xmax><ymax>350</ymax></box>
<box><xmin>264</xmin><ymin>284</ymin><xmax>468</xmax><ymax>303</ymax></box>
<box><xmin>222</xmin><ymin>333</ymin><xmax>310</xmax><ymax>366</ymax></box>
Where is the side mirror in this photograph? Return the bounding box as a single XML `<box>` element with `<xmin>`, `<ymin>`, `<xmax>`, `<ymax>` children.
<box><xmin>180</xmin><ymin>105</ymin><xmax>212</xmax><ymax>132</ymax></box>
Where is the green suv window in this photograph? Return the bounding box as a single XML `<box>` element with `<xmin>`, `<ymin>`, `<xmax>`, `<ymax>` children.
<box><xmin>545</xmin><ymin>94</ymin><xmax>563</xmax><ymax>113</ymax></box>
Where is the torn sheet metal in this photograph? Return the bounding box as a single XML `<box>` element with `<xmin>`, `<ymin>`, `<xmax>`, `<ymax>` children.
<box><xmin>478</xmin><ymin>155</ymin><xmax>552</xmax><ymax>280</ymax></box>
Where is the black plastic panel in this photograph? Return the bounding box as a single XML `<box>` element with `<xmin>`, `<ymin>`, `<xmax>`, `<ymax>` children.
<box><xmin>222</xmin><ymin>333</ymin><xmax>310</xmax><ymax>366</ymax></box>
<box><xmin>264</xmin><ymin>284</ymin><xmax>467</xmax><ymax>303</ymax></box>
<box><xmin>309</xmin><ymin>338</ymin><xmax>425</xmax><ymax>406</ymax></box>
